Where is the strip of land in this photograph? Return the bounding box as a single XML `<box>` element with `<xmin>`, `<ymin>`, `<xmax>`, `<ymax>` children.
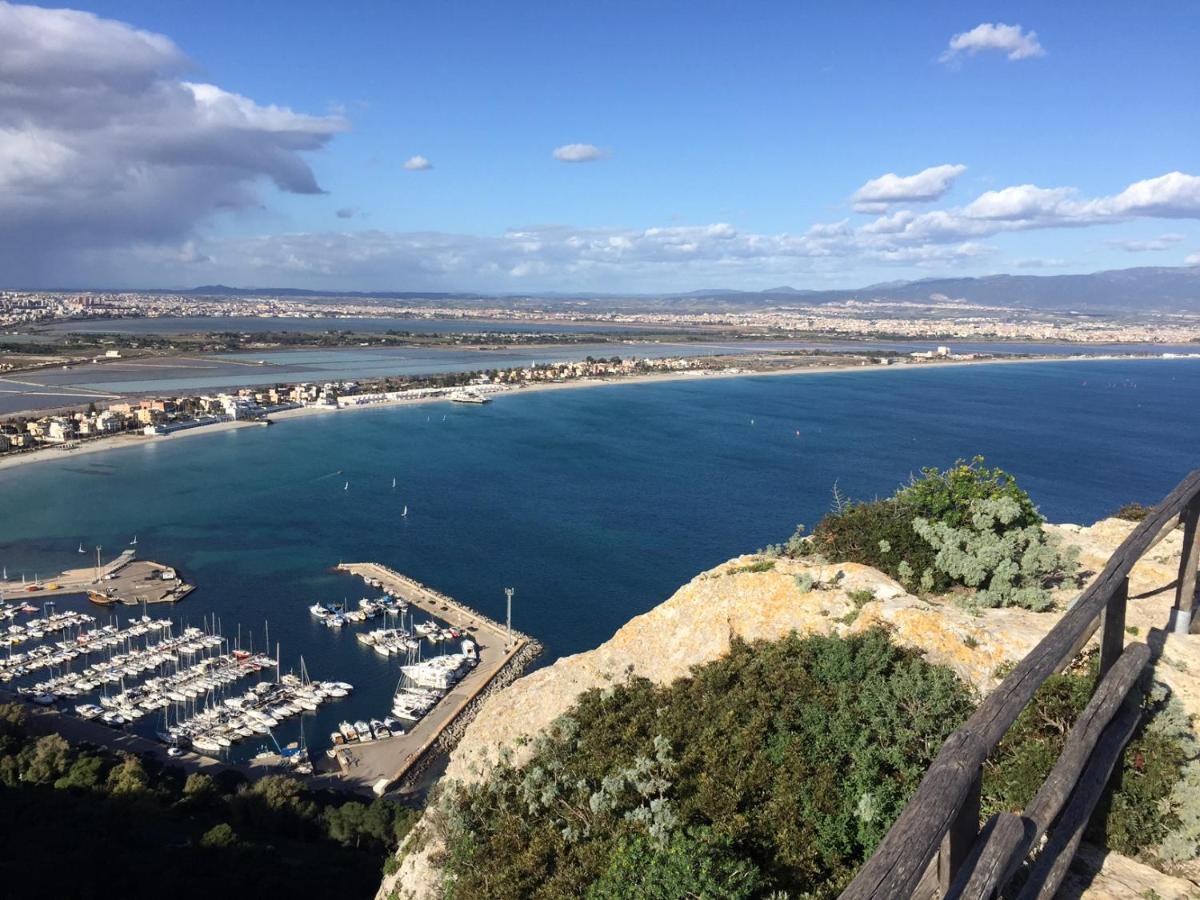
<box><xmin>0</xmin><ymin>352</ymin><xmax>1191</xmax><ymax>473</ymax></box>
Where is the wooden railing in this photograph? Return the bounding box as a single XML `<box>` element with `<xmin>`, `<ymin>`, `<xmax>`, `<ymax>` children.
<box><xmin>841</xmin><ymin>469</ymin><xmax>1200</xmax><ymax>900</ymax></box>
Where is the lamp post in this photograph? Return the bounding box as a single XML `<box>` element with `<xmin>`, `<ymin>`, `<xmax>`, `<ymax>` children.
<box><xmin>504</xmin><ymin>587</ymin><xmax>514</xmax><ymax>648</ymax></box>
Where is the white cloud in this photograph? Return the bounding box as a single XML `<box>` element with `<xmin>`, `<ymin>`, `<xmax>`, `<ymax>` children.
<box><xmin>403</xmin><ymin>155</ymin><xmax>432</xmax><ymax>171</ymax></box>
<box><xmin>864</xmin><ymin>172</ymin><xmax>1200</xmax><ymax>246</ymax></box>
<box><xmin>940</xmin><ymin>23</ymin><xmax>1045</xmax><ymax>64</ymax></box>
<box><xmin>552</xmin><ymin>143</ymin><xmax>609</xmax><ymax>163</ymax></box>
<box><xmin>1013</xmin><ymin>257</ymin><xmax>1070</xmax><ymax>269</ymax></box>
<box><xmin>852</xmin><ymin>164</ymin><xmax>966</xmax><ymax>212</ymax></box>
<box><xmin>61</xmin><ymin>167</ymin><xmax>1200</xmax><ymax>290</ymax></box>
<box><xmin>1106</xmin><ymin>233</ymin><xmax>1184</xmax><ymax>252</ymax></box>
<box><xmin>0</xmin><ymin>0</ymin><xmax>346</xmax><ymax>284</ymax></box>
<box><xmin>1187</xmin><ymin>252</ymin><xmax>1200</xmax><ymax>266</ymax></box>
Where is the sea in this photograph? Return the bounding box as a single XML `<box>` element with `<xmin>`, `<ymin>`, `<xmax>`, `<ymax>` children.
<box><xmin>1</xmin><ymin>358</ymin><xmax>1197</xmax><ymax>761</ymax></box>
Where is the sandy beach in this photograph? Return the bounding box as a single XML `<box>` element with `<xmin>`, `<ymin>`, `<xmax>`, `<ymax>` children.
<box><xmin>0</xmin><ymin>353</ymin><xmax>1180</xmax><ymax>473</ymax></box>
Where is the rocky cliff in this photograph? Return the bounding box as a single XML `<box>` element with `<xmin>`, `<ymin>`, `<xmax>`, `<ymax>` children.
<box><xmin>380</xmin><ymin>518</ymin><xmax>1200</xmax><ymax>899</ymax></box>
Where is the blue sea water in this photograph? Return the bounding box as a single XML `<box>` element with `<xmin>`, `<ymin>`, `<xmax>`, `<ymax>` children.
<box><xmin>1</xmin><ymin>359</ymin><xmax>1197</xmax><ymax>759</ymax></box>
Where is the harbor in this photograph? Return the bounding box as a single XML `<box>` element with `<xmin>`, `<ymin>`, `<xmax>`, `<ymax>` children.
<box><xmin>0</xmin><ymin>552</ymin><xmax>543</xmax><ymax>797</ymax></box>
<box><xmin>329</xmin><ymin>563</ymin><xmax>542</xmax><ymax>795</ymax></box>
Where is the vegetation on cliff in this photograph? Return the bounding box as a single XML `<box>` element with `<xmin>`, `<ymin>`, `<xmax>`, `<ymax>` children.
<box><xmin>424</xmin><ymin>630</ymin><xmax>1195</xmax><ymax>898</ymax></box>
<box><xmin>430</xmin><ymin>630</ymin><xmax>976</xmax><ymax>899</ymax></box>
<box><xmin>983</xmin><ymin>654</ymin><xmax>1200</xmax><ymax>868</ymax></box>
<box><xmin>778</xmin><ymin>458</ymin><xmax>1079</xmax><ymax>610</ymax></box>
<box><xmin>0</xmin><ymin>703</ymin><xmax>416</xmax><ymax>899</ymax></box>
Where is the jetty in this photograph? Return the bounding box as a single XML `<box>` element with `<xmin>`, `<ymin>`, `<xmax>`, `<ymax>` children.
<box><xmin>0</xmin><ymin>550</ymin><xmax>194</xmax><ymax>605</ymax></box>
<box><xmin>333</xmin><ymin>563</ymin><xmax>542</xmax><ymax>795</ymax></box>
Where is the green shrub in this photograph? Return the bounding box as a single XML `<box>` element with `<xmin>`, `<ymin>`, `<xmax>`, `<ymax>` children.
<box><xmin>729</xmin><ymin>560</ymin><xmax>776</xmax><ymax>575</ymax></box>
<box><xmin>807</xmin><ymin>497</ymin><xmax>945</xmax><ymax>591</ymax></box>
<box><xmin>1114</xmin><ymin>502</ymin><xmax>1154</xmax><ymax>522</ymax></box>
<box><xmin>435</xmin><ymin>630</ymin><xmax>976</xmax><ymax>899</ymax></box>
<box><xmin>982</xmin><ymin>658</ymin><xmax>1191</xmax><ymax>864</ymax></box>
<box><xmin>798</xmin><ymin>458</ymin><xmax>1076</xmax><ymax>610</ymax></box>
<box><xmin>899</xmin><ymin>458</ymin><xmax>1042</xmax><ymax>533</ymax></box>
<box><xmin>200</xmin><ymin>822</ymin><xmax>238</xmax><ymax>848</ymax></box>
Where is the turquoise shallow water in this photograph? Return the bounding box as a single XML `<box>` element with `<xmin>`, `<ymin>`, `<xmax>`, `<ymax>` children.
<box><xmin>1</xmin><ymin>359</ymin><xmax>1197</xmax><ymax>759</ymax></box>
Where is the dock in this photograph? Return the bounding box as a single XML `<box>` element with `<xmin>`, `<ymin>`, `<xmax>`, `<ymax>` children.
<box><xmin>0</xmin><ymin>550</ymin><xmax>194</xmax><ymax>605</ymax></box>
<box><xmin>333</xmin><ymin>563</ymin><xmax>542</xmax><ymax>794</ymax></box>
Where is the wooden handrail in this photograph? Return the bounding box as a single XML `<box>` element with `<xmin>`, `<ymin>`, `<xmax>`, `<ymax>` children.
<box><xmin>841</xmin><ymin>469</ymin><xmax>1200</xmax><ymax>900</ymax></box>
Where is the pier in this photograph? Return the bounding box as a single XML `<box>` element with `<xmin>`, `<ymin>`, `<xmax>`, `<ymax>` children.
<box><xmin>333</xmin><ymin>563</ymin><xmax>542</xmax><ymax>794</ymax></box>
<box><xmin>0</xmin><ymin>550</ymin><xmax>194</xmax><ymax>605</ymax></box>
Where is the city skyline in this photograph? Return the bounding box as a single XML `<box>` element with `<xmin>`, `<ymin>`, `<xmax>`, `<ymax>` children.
<box><xmin>2</xmin><ymin>1</ymin><xmax>1199</xmax><ymax>291</ymax></box>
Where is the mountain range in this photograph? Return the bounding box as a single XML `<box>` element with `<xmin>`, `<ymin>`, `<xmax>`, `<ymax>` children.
<box><xmin>179</xmin><ymin>265</ymin><xmax>1200</xmax><ymax>313</ymax></box>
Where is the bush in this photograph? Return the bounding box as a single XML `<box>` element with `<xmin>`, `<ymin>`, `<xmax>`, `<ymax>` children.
<box><xmin>200</xmin><ymin>822</ymin><xmax>238</xmax><ymax>849</ymax></box>
<box><xmin>982</xmin><ymin>658</ymin><xmax>1192</xmax><ymax>865</ymax></box>
<box><xmin>1114</xmin><ymin>502</ymin><xmax>1154</xmax><ymax>522</ymax></box>
<box><xmin>800</xmin><ymin>458</ymin><xmax>1076</xmax><ymax>610</ymax></box>
<box><xmin>435</xmin><ymin>630</ymin><xmax>976</xmax><ymax>899</ymax></box>
<box><xmin>806</xmin><ymin>497</ymin><xmax>945</xmax><ymax>591</ymax></box>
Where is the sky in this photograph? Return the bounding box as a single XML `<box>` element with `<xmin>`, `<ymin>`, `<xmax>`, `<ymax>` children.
<box><xmin>2</xmin><ymin>1</ymin><xmax>1198</xmax><ymax>293</ymax></box>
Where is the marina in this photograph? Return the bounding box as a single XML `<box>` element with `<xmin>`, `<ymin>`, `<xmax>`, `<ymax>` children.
<box><xmin>328</xmin><ymin>563</ymin><xmax>540</xmax><ymax>795</ymax></box>
<box><xmin>0</xmin><ymin>558</ymin><xmax>543</xmax><ymax>796</ymax></box>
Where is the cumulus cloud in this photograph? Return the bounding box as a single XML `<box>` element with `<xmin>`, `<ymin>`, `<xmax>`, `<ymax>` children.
<box><xmin>54</xmin><ymin>165</ymin><xmax>1200</xmax><ymax>290</ymax></box>
<box><xmin>0</xmin><ymin>0</ymin><xmax>346</xmax><ymax>285</ymax></box>
<box><xmin>402</xmin><ymin>155</ymin><xmax>432</xmax><ymax>171</ymax></box>
<box><xmin>1106</xmin><ymin>233</ymin><xmax>1184</xmax><ymax>252</ymax></box>
<box><xmin>852</xmin><ymin>164</ymin><xmax>966</xmax><ymax>213</ymax></box>
<box><xmin>1187</xmin><ymin>252</ymin><xmax>1200</xmax><ymax>266</ymax></box>
<box><xmin>860</xmin><ymin>172</ymin><xmax>1200</xmax><ymax>246</ymax></box>
<box><xmin>335</xmin><ymin>208</ymin><xmax>358</xmax><ymax>219</ymax></box>
<box><xmin>552</xmin><ymin>143</ymin><xmax>609</xmax><ymax>163</ymax></box>
<box><xmin>940</xmin><ymin>23</ymin><xmax>1045</xmax><ymax>64</ymax></box>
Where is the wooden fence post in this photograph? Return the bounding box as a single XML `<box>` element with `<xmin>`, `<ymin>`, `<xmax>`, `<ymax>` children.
<box><xmin>1097</xmin><ymin>577</ymin><xmax>1127</xmax><ymax>680</ymax></box>
<box><xmin>1175</xmin><ymin>501</ymin><xmax>1200</xmax><ymax>634</ymax></box>
<box><xmin>939</xmin><ymin>770</ymin><xmax>981</xmax><ymax>895</ymax></box>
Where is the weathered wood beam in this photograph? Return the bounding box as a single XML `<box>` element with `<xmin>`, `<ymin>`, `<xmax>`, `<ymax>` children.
<box><xmin>840</xmin><ymin>469</ymin><xmax>1200</xmax><ymax>900</ymax></box>
<box><xmin>1174</xmin><ymin>500</ymin><xmax>1200</xmax><ymax>634</ymax></box>
<box><xmin>1097</xmin><ymin>578</ymin><xmax>1128</xmax><ymax>680</ymax></box>
<box><xmin>938</xmin><ymin>770</ymin><xmax>981</xmax><ymax>893</ymax></box>
<box><xmin>944</xmin><ymin>812</ymin><xmax>1032</xmax><ymax>900</ymax></box>
<box><xmin>1014</xmin><ymin>698</ymin><xmax>1143</xmax><ymax>900</ymax></box>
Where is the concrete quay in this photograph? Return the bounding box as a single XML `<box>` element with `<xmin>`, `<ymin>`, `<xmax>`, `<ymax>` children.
<box><xmin>332</xmin><ymin>563</ymin><xmax>541</xmax><ymax>795</ymax></box>
<box><xmin>0</xmin><ymin>550</ymin><xmax>194</xmax><ymax>605</ymax></box>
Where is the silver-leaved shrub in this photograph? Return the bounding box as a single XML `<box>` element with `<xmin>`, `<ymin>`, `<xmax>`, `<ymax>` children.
<box><xmin>913</xmin><ymin>495</ymin><xmax>1079</xmax><ymax>611</ymax></box>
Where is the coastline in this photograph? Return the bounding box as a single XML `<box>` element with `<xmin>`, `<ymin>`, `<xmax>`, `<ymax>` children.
<box><xmin>0</xmin><ymin>353</ymin><xmax>1188</xmax><ymax>473</ymax></box>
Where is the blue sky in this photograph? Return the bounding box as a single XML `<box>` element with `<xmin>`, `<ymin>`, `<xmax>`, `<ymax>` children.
<box><xmin>3</xmin><ymin>1</ymin><xmax>1199</xmax><ymax>291</ymax></box>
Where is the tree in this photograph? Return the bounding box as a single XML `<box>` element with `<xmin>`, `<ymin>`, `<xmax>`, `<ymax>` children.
<box><xmin>200</xmin><ymin>822</ymin><xmax>238</xmax><ymax>849</ymax></box>
<box><xmin>105</xmin><ymin>754</ymin><xmax>150</xmax><ymax>795</ymax></box>
<box><xmin>22</xmin><ymin>734</ymin><xmax>72</xmax><ymax>785</ymax></box>
<box><xmin>180</xmin><ymin>772</ymin><xmax>220</xmax><ymax>809</ymax></box>
<box><xmin>55</xmin><ymin>753</ymin><xmax>106</xmax><ymax>791</ymax></box>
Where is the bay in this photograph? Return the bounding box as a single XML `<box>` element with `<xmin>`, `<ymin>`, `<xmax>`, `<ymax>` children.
<box><xmin>1</xmin><ymin>358</ymin><xmax>1196</xmax><ymax>760</ymax></box>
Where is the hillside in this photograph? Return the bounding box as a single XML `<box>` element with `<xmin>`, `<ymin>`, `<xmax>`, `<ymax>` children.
<box><xmin>380</xmin><ymin>516</ymin><xmax>1200</xmax><ymax>899</ymax></box>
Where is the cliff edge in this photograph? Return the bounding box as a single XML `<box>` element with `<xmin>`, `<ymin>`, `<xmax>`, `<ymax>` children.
<box><xmin>381</xmin><ymin>518</ymin><xmax>1199</xmax><ymax>899</ymax></box>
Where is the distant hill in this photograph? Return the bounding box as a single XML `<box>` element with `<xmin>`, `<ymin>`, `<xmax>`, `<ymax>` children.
<box><xmin>659</xmin><ymin>266</ymin><xmax>1200</xmax><ymax>312</ymax></box>
<box><xmin>175</xmin><ymin>265</ymin><xmax>1200</xmax><ymax>313</ymax></box>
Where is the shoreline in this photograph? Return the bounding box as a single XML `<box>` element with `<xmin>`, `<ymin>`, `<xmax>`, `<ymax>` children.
<box><xmin>0</xmin><ymin>353</ymin><xmax>1192</xmax><ymax>473</ymax></box>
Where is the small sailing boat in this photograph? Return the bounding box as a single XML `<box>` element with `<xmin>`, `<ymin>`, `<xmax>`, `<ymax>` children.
<box><xmin>78</xmin><ymin>543</ymin><xmax>85</xmax><ymax>554</ymax></box>
<box><xmin>392</xmin><ymin>477</ymin><xmax>397</xmax><ymax>490</ymax></box>
<box><xmin>129</xmin><ymin>535</ymin><xmax>137</xmax><ymax>546</ymax></box>
<box><xmin>344</xmin><ymin>481</ymin><xmax>349</xmax><ymax>491</ymax></box>
<box><xmin>401</xmin><ymin>505</ymin><xmax>408</xmax><ymax>518</ymax></box>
